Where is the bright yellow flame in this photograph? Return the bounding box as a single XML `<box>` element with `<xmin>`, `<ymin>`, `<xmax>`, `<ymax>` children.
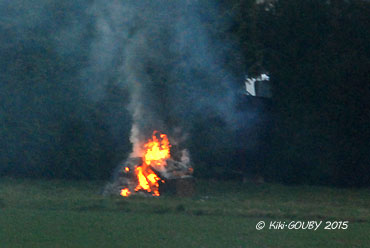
<box><xmin>134</xmin><ymin>165</ymin><xmax>161</xmax><ymax>196</ymax></box>
<box><xmin>121</xmin><ymin>131</ymin><xmax>170</xmax><ymax>197</ymax></box>
<box><xmin>120</xmin><ymin>188</ymin><xmax>131</xmax><ymax>197</ymax></box>
<box><xmin>134</xmin><ymin>166</ymin><xmax>150</xmax><ymax>192</ymax></box>
<box><xmin>144</xmin><ymin>132</ymin><xmax>171</xmax><ymax>167</ymax></box>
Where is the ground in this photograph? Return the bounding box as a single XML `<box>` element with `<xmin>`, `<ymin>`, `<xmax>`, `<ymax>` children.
<box><xmin>0</xmin><ymin>178</ymin><xmax>369</xmax><ymax>247</ymax></box>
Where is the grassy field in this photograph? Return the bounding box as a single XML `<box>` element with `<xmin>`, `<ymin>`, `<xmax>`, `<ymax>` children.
<box><xmin>0</xmin><ymin>178</ymin><xmax>369</xmax><ymax>248</ymax></box>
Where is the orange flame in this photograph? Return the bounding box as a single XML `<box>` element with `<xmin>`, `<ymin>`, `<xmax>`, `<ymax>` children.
<box><xmin>134</xmin><ymin>165</ymin><xmax>161</xmax><ymax>196</ymax></box>
<box><xmin>120</xmin><ymin>188</ymin><xmax>131</xmax><ymax>197</ymax></box>
<box><xmin>144</xmin><ymin>132</ymin><xmax>171</xmax><ymax>170</ymax></box>
<box><xmin>121</xmin><ymin>131</ymin><xmax>170</xmax><ymax>197</ymax></box>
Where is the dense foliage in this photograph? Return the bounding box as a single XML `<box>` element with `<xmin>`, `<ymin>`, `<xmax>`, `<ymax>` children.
<box><xmin>254</xmin><ymin>0</ymin><xmax>370</xmax><ymax>186</ymax></box>
<box><xmin>201</xmin><ymin>0</ymin><xmax>370</xmax><ymax>186</ymax></box>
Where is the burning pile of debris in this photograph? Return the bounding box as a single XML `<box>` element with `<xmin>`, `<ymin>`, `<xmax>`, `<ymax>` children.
<box><xmin>104</xmin><ymin>131</ymin><xmax>193</xmax><ymax>197</ymax></box>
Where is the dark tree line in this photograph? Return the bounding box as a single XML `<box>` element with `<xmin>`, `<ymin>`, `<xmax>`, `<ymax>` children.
<box><xmin>0</xmin><ymin>0</ymin><xmax>369</xmax><ymax>186</ymax></box>
<box><xmin>234</xmin><ymin>0</ymin><xmax>370</xmax><ymax>186</ymax></box>
<box><xmin>191</xmin><ymin>0</ymin><xmax>370</xmax><ymax>186</ymax></box>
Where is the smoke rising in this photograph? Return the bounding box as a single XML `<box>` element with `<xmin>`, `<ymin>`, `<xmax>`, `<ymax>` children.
<box><xmin>86</xmin><ymin>0</ymin><xmax>241</xmax><ymax>153</ymax></box>
<box><xmin>0</xmin><ymin>0</ymin><xmax>253</xmax><ymax>179</ymax></box>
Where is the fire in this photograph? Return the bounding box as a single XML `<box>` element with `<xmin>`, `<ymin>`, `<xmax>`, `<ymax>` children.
<box><xmin>134</xmin><ymin>166</ymin><xmax>161</xmax><ymax>196</ymax></box>
<box><xmin>121</xmin><ymin>131</ymin><xmax>171</xmax><ymax>197</ymax></box>
<box><xmin>144</xmin><ymin>132</ymin><xmax>171</xmax><ymax>170</ymax></box>
<box><xmin>120</xmin><ymin>188</ymin><xmax>131</xmax><ymax>197</ymax></box>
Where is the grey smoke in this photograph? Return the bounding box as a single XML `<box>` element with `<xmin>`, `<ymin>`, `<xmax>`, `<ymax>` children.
<box><xmin>85</xmin><ymin>0</ymin><xmax>242</xmax><ymax>150</ymax></box>
<box><xmin>0</xmin><ymin>0</ymin><xmax>256</xmax><ymax>177</ymax></box>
